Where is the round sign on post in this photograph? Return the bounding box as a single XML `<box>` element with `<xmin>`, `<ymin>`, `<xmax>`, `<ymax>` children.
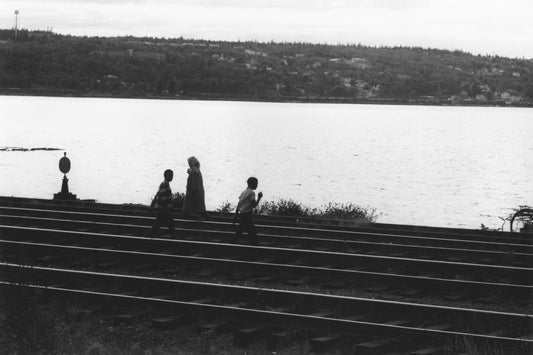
<box><xmin>59</xmin><ymin>152</ymin><xmax>71</xmax><ymax>174</ymax></box>
<box><xmin>54</xmin><ymin>152</ymin><xmax>76</xmax><ymax>200</ymax></box>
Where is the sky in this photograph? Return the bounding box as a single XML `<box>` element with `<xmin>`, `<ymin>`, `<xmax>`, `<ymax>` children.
<box><xmin>1</xmin><ymin>0</ymin><xmax>532</xmax><ymax>59</ymax></box>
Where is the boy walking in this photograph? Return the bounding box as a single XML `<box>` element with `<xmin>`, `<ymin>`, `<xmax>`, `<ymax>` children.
<box><xmin>149</xmin><ymin>169</ymin><xmax>175</xmax><ymax>238</ymax></box>
<box><xmin>233</xmin><ymin>177</ymin><xmax>263</xmax><ymax>245</ymax></box>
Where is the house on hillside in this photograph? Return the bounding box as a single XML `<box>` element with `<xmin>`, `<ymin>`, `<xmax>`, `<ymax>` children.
<box><xmin>396</xmin><ymin>74</ymin><xmax>412</xmax><ymax>80</ymax></box>
<box><xmin>350</xmin><ymin>57</ymin><xmax>370</xmax><ymax>69</ymax></box>
<box><xmin>501</xmin><ymin>92</ymin><xmax>522</xmax><ymax>104</ymax></box>
<box><xmin>245</xmin><ymin>49</ymin><xmax>267</xmax><ymax>57</ymax></box>
<box><xmin>475</xmin><ymin>94</ymin><xmax>487</xmax><ymax>102</ymax></box>
<box><xmin>341</xmin><ymin>77</ymin><xmax>352</xmax><ymax>86</ymax></box>
<box><xmin>90</xmin><ymin>49</ymin><xmax>165</xmax><ymax>61</ymax></box>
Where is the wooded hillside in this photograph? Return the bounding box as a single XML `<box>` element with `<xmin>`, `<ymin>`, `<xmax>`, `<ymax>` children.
<box><xmin>1</xmin><ymin>29</ymin><xmax>532</xmax><ymax>106</ymax></box>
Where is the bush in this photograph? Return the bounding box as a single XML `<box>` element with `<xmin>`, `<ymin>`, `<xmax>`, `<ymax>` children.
<box><xmin>170</xmin><ymin>192</ymin><xmax>185</xmax><ymax>209</ymax></box>
<box><xmin>320</xmin><ymin>202</ymin><xmax>378</xmax><ymax>222</ymax></box>
<box><xmin>258</xmin><ymin>199</ymin><xmax>312</xmax><ymax>217</ymax></box>
<box><xmin>257</xmin><ymin>199</ymin><xmax>378</xmax><ymax>223</ymax></box>
<box><xmin>215</xmin><ymin>200</ymin><xmax>234</xmax><ymax>213</ymax></box>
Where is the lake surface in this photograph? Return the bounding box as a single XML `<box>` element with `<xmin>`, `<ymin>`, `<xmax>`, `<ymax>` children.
<box><xmin>1</xmin><ymin>96</ymin><xmax>532</xmax><ymax>229</ymax></box>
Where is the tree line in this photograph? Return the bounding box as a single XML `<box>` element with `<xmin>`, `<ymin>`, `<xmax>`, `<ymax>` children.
<box><xmin>1</xmin><ymin>29</ymin><xmax>532</xmax><ymax>105</ymax></box>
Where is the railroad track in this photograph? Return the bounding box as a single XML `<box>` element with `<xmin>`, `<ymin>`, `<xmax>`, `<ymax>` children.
<box><xmin>0</xmin><ymin>196</ymin><xmax>531</xmax><ymax>354</ymax></box>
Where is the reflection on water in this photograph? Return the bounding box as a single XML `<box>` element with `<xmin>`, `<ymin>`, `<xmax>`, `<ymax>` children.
<box><xmin>1</xmin><ymin>96</ymin><xmax>532</xmax><ymax>229</ymax></box>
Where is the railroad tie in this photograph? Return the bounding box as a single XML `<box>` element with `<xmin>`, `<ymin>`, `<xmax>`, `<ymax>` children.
<box><xmin>309</xmin><ymin>335</ymin><xmax>344</xmax><ymax>353</ymax></box>
<box><xmin>151</xmin><ymin>315</ymin><xmax>191</xmax><ymax>330</ymax></box>
<box><xmin>443</xmin><ymin>293</ymin><xmax>465</xmax><ymax>302</ymax></box>
<box><xmin>95</xmin><ymin>260</ymin><xmax>120</xmax><ymax>268</ymax></box>
<box><xmin>364</xmin><ymin>284</ymin><xmax>390</xmax><ymax>293</ymax></box>
<box><xmin>130</xmin><ymin>264</ymin><xmax>152</xmax><ymax>272</ymax></box>
<box><xmin>66</xmin><ymin>308</ymin><xmax>93</xmax><ymax>321</ymax></box>
<box><xmin>227</xmin><ymin>272</ymin><xmax>251</xmax><ymax>281</ymax></box>
<box><xmin>256</xmin><ymin>275</ymin><xmax>278</xmax><ymax>283</ymax></box>
<box><xmin>152</xmin><ymin>294</ymin><xmax>174</xmax><ymax>300</ymax></box>
<box><xmin>473</xmin><ymin>295</ymin><xmax>498</xmax><ymax>304</ymax></box>
<box><xmin>266</xmin><ymin>331</ymin><xmax>292</xmax><ymax>350</ymax></box>
<box><xmin>321</xmin><ymin>280</ymin><xmax>352</xmax><ymax>289</ymax></box>
<box><xmin>112</xmin><ymin>313</ymin><xmax>140</xmax><ymax>325</ymax></box>
<box><xmin>161</xmin><ymin>267</ymin><xmax>186</xmax><ymax>275</ymax></box>
<box><xmin>285</xmin><ymin>277</ymin><xmax>313</xmax><ymax>286</ymax></box>
<box><xmin>384</xmin><ymin>319</ymin><xmax>411</xmax><ymax>326</ymax></box>
<box><xmin>399</xmin><ymin>288</ymin><xmax>425</xmax><ymax>298</ymax></box>
<box><xmin>427</xmin><ymin>323</ymin><xmax>453</xmax><ymax>331</ymax></box>
<box><xmin>409</xmin><ymin>346</ymin><xmax>445</xmax><ymax>355</ymax></box>
<box><xmin>233</xmin><ymin>326</ymin><xmax>269</xmax><ymax>347</ymax></box>
<box><xmin>353</xmin><ymin>338</ymin><xmax>396</xmax><ymax>354</ymax></box>
<box><xmin>189</xmin><ymin>297</ymin><xmax>214</xmax><ymax>304</ymax></box>
<box><xmin>195</xmin><ymin>320</ymin><xmax>230</xmax><ymax>334</ymax></box>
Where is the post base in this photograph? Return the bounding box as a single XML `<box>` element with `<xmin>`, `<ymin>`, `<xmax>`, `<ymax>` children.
<box><xmin>53</xmin><ymin>192</ymin><xmax>77</xmax><ymax>201</ymax></box>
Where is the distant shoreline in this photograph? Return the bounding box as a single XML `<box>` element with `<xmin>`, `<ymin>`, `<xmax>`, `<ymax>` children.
<box><xmin>2</xmin><ymin>90</ymin><xmax>532</xmax><ymax>108</ymax></box>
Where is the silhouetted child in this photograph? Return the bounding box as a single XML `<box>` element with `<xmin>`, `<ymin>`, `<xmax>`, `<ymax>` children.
<box><xmin>149</xmin><ymin>169</ymin><xmax>175</xmax><ymax>238</ymax></box>
<box><xmin>233</xmin><ymin>177</ymin><xmax>263</xmax><ymax>244</ymax></box>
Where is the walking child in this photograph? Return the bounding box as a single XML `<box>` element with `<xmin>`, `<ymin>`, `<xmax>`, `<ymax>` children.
<box><xmin>233</xmin><ymin>177</ymin><xmax>263</xmax><ymax>244</ymax></box>
<box><xmin>149</xmin><ymin>169</ymin><xmax>175</xmax><ymax>238</ymax></box>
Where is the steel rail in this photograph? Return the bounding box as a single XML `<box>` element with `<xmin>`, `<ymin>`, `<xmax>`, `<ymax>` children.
<box><xmin>2</xmin><ymin>224</ymin><xmax>532</xmax><ymax>279</ymax></box>
<box><xmin>1</xmin><ymin>204</ymin><xmax>531</xmax><ymax>244</ymax></box>
<box><xmin>2</xmin><ymin>214</ymin><xmax>532</xmax><ymax>267</ymax></box>
<box><xmin>2</xmin><ymin>238</ymin><xmax>532</xmax><ymax>301</ymax></box>
<box><xmin>2</xmin><ymin>210</ymin><xmax>532</xmax><ymax>255</ymax></box>
<box><xmin>1</xmin><ymin>264</ymin><xmax>531</xmax><ymax>350</ymax></box>
<box><xmin>0</xmin><ymin>200</ymin><xmax>529</xmax><ymax>243</ymax></box>
<box><xmin>2</xmin><ymin>224</ymin><xmax>532</xmax><ymax>287</ymax></box>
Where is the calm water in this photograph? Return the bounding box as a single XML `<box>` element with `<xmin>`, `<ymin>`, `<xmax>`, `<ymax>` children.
<box><xmin>1</xmin><ymin>96</ymin><xmax>532</xmax><ymax>229</ymax></box>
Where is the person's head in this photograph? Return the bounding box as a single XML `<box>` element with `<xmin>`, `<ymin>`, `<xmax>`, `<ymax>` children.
<box><xmin>187</xmin><ymin>156</ymin><xmax>200</xmax><ymax>169</ymax></box>
<box><xmin>164</xmin><ymin>169</ymin><xmax>173</xmax><ymax>181</ymax></box>
<box><xmin>247</xmin><ymin>177</ymin><xmax>258</xmax><ymax>190</ymax></box>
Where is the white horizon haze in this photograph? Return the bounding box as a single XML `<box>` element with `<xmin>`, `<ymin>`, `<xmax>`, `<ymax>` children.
<box><xmin>1</xmin><ymin>0</ymin><xmax>532</xmax><ymax>59</ymax></box>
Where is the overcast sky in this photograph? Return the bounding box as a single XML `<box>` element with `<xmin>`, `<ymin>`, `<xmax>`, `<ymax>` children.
<box><xmin>1</xmin><ymin>0</ymin><xmax>532</xmax><ymax>58</ymax></box>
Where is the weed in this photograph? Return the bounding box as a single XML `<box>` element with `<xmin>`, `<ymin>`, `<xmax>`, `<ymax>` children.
<box><xmin>257</xmin><ymin>198</ymin><xmax>378</xmax><ymax>223</ymax></box>
<box><xmin>216</xmin><ymin>200</ymin><xmax>235</xmax><ymax>213</ymax></box>
<box><xmin>170</xmin><ymin>192</ymin><xmax>185</xmax><ymax>209</ymax></box>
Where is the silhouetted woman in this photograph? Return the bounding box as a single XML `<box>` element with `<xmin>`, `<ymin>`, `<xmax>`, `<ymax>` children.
<box><xmin>182</xmin><ymin>156</ymin><xmax>208</xmax><ymax>219</ymax></box>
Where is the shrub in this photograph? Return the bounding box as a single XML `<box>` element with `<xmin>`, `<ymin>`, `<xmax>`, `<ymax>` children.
<box><xmin>320</xmin><ymin>202</ymin><xmax>378</xmax><ymax>222</ymax></box>
<box><xmin>257</xmin><ymin>199</ymin><xmax>378</xmax><ymax>223</ymax></box>
<box><xmin>215</xmin><ymin>200</ymin><xmax>234</xmax><ymax>213</ymax></box>
<box><xmin>258</xmin><ymin>199</ymin><xmax>312</xmax><ymax>217</ymax></box>
<box><xmin>171</xmin><ymin>192</ymin><xmax>185</xmax><ymax>209</ymax></box>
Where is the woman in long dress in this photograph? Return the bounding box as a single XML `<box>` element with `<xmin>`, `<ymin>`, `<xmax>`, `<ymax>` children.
<box><xmin>182</xmin><ymin>156</ymin><xmax>208</xmax><ymax>219</ymax></box>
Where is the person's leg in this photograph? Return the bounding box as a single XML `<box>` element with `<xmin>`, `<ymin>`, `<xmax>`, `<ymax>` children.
<box><xmin>240</xmin><ymin>213</ymin><xmax>256</xmax><ymax>244</ymax></box>
<box><xmin>234</xmin><ymin>212</ymin><xmax>252</xmax><ymax>243</ymax></box>
<box><xmin>150</xmin><ymin>210</ymin><xmax>162</xmax><ymax>237</ymax></box>
<box><xmin>163</xmin><ymin>209</ymin><xmax>175</xmax><ymax>238</ymax></box>
<box><xmin>233</xmin><ymin>217</ymin><xmax>244</xmax><ymax>242</ymax></box>
<box><xmin>247</xmin><ymin>215</ymin><xmax>258</xmax><ymax>245</ymax></box>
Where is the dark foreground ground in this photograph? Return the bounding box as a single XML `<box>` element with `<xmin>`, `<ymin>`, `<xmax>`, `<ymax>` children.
<box><xmin>0</xmin><ymin>287</ymin><xmax>313</xmax><ymax>355</ymax></box>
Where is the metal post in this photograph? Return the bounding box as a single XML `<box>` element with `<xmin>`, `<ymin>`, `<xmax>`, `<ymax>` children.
<box><xmin>14</xmin><ymin>10</ymin><xmax>19</xmax><ymax>38</ymax></box>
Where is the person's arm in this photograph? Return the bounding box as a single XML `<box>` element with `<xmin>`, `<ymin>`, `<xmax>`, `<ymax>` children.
<box><xmin>233</xmin><ymin>200</ymin><xmax>241</xmax><ymax>225</ymax></box>
<box><xmin>252</xmin><ymin>192</ymin><xmax>263</xmax><ymax>208</ymax></box>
